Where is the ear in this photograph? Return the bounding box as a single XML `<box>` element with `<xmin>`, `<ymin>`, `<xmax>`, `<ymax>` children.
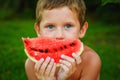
<box><xmin>79</xmin><ymin>21</ymin><xmax>88</xmax><ymax>38</ymax></box>
<box><xmin>34</xmin><ymin>23</ymin><xmax>41</xmax><ymax>37</ymax></box>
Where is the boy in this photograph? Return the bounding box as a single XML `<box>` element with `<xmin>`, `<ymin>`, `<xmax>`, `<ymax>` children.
<box><xmin>25</xmin><ymin>0</ymin><xmax>101</xmax><ymax>80</ymax></box>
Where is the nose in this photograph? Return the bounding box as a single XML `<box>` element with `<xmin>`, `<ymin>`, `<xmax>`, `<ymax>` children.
<box><xmin>55</xmin><ymin>28</ymin><xmax>64</xmax><ymax>40</ymax></box>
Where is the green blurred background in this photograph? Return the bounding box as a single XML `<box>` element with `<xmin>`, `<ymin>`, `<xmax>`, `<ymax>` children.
<box><xmin>0</xmin><ymin>0</ymin><xmax>120</xmax><ymax>80</ymax></box>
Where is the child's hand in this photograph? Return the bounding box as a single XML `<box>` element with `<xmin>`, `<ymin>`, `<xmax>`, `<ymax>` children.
<box><xmin>58</xmin><ymin>53</ymin><xmax>81</xmax><ymax>80</ymax></box>
<box><xmin>34</xmin><ymin>57</ymin><xmax>56</xmax><ymax>80</ymax></box>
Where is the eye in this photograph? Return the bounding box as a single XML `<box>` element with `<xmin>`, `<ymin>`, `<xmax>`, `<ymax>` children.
<box><xmin>46</xmin><ymin>25</ymin><xmax>54</xmax><ymax>29</ymax></box>
<box><xmin>64</xmin><ymin>24</ymin><xmax>72</xmax><ymax>29</ymax></box>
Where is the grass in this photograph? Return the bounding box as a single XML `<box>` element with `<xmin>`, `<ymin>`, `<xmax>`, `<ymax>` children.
<box><xmin>0</xmin><ymin>19</ymin><xmax>120</xmax><ymax>80</ymax></box>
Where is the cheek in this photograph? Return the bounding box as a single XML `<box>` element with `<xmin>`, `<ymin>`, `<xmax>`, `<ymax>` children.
<box><xmin>72</xmin><ymin>31</ymin><xmax>80</xmax><ymax>38</ymax></box>
<box><xmin>40</xmin><ymin>30</ymin><xmax>55</xmax><ymax>38</ymax></box>
<box><xmin>72</xmin><ymin>28</ymin><xmax>80</xmax><ymax>36</ymax></box>
<box><xmin>65</xmin><ymin>30</ymin><xmax>80</xmax><ymax>39</ymax></box>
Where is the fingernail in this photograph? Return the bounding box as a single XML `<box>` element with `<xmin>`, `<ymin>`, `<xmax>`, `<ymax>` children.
<box><xmin>72</xmin><ymin>53</ymin><xmax>76</xmax><ymax>56</ymax></box>
<box><xmin>61</xmin><ymin>54</ymin><xmax>64</xmax><ymax>58</ymax></box>
<box><xmin>40</xmin><ymin>58</ymin><xmax>44</xmax><ymax>61</ymax></box>
<box><xmin>54</xmin><ymin>63</ymin><xmax>56</xmax><ymax>66</ymax></box>
<box><xmin>51</xmin><ymin>58</ymin><xmax>54</xmax><ymax>62</ymax></box>
<box><xmin>59</xmin><ymin>60</ymin><xmax>62</xmax><ymax>63</ymax></box>
<box><xmin>46</xmin><ymin>57</ymin><xmax>50</xmax><ymax>60</ymax></box>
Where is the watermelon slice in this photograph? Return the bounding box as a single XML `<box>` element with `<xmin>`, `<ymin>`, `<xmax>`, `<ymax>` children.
<box><xmin>22</xmin><ymin>37</ymin><xmax>84</xmax><ymax>66</ymax></box>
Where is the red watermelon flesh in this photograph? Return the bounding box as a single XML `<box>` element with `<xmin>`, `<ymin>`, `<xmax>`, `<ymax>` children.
<box><xmin>22</xmin><ymin>37</ymin><xmax>84</xmax><ymax>65</ymax></box>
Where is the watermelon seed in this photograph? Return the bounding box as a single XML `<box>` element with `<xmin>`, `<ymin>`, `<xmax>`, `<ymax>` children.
<box><xmin>45</xmin><ymin>49</ymin><xmax>49</xmax><ymax>53</ymax></box>
<box><xmin>39</xmin><ymin>49</ymin><xmax>44</xmax><ymax>53</ymax></box>
<box><xmin>64</xmin><ymin>45</ymin><xmax>67</xmax><ymax>49</ymax></box>
<box><xmin>60</xmin><ymin>47</ymin><xmax>63</xmax><ymax>50</ymax></box>
<box><xmin>69</xmin><ymin>42</ymin><xmax>75</xmax><ymax>46</ymax></box>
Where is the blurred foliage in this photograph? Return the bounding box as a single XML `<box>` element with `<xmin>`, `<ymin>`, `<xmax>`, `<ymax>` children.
<box><xmin>102</xmin><ymin>0</ymin><xmax>120</xmax><ymax>5</ymax></box>
<box><xmin>84</xmin><ymin>0</ymin><xmax>101</xmax><ymax>12</ymax></box>
<box><xmin>0</xmin><ymin>0</ymin><xmax>120</xmax><ymax>23</ymax></box>
<box><xmin>96</xmin><ymin>3</ymin><xmax>120</xmax><ymax>24</ymax></box>
<box><xmin>0</xmin><ymin>0</ymin><xmax>37</xmax><ymax>19</ymax></box>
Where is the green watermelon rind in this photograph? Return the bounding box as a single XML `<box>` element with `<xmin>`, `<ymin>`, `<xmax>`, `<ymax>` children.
<box><xmin>24</xmin><ymin>42</ymin><xmax>84</xmax><ymax>67</ymax></box>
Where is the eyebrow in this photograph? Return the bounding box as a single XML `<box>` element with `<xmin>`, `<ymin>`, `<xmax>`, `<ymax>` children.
<box><xmin>41</xmin><ymin>18</ymin><xmax>76</xmax><ymax>27</ymax></box>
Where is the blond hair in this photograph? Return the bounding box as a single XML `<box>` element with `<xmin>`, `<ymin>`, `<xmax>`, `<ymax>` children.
<box><xmin>36</xmin><ymin>0</ymin><xmax>86</xmax><ymax>27</ymax></box>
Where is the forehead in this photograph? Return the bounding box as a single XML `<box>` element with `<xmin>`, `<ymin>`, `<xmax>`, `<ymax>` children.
<box><xmin>41</xmin><ymin>7</ymin><xmax>78</xmax><ymax>22</ymax></box>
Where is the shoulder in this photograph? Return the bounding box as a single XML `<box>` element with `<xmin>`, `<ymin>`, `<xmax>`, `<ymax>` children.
<box><xmin>25</xmin><ymin>58</ymin><xmax>37</xmax><ymax>80</ymax></box>
<box><xmin>80</xmin><ymin>45</ymin><xmax>101</xmax><ymax>79</ymax></box>
<box><xmin>81</xmin><ymin>45</ymin><xmax>101</xmax><ymax>66</ymax></box>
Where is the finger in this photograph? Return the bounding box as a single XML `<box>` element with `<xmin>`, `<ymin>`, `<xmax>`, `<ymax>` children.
<box><xmin>49</xmin><ymin>63</ymin><xmax>56</xmax><ymax>77</ymax></box>
<box><xmin>40</xmin><ymin>57</ymin><xmax>51</xmax><ymax>75</ymax></box>
<box><xmin>61</xmin><ymin>55</ymin><xmax>75</xmax><ymax>63</ymax></box>
<box><xmin>59</xmin><ymin>59</ymin><xmax>71</xmax><ymax>68</ymax></box>
<box><xmin>44</xmin><ymin>58</ymin><xmax>54</xmax><ymax>76</ymax></box>
<box><xmin>59</xmin><ymin>64</ymin><xmax>69</xmax><ymax>79</ymax></box>
<box><xmin>60</xmin><ymin>64</ymin><xmax>69</xmax><ymax>72</ymax></box>
<box><xmin>72</xmin><ymin>53</ymin><xmax>81</xmax><ymax>64</ymax></box>
<box><xmin>34</xmin><ymin>58</ymin><xmax>44</xmax><ymax>72</ymax></box>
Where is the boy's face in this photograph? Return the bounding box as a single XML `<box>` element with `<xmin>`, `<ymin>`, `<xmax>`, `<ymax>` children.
<box><xmin>35</xmin><ymin>7</ymin><xmax>88</xmax><ymax>40</ymax></box>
